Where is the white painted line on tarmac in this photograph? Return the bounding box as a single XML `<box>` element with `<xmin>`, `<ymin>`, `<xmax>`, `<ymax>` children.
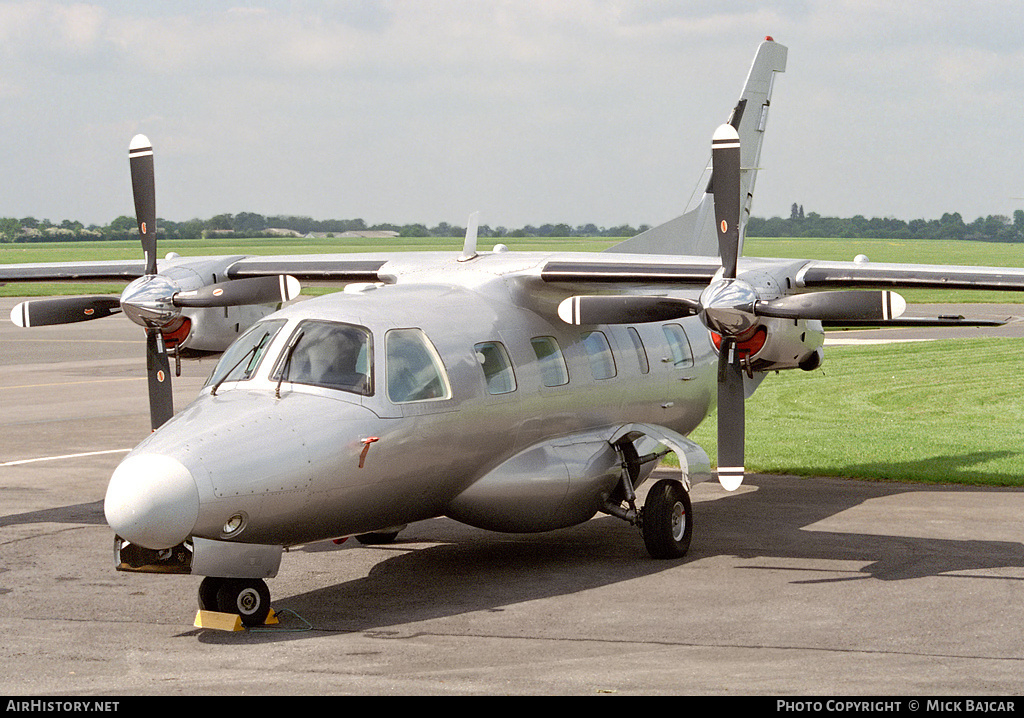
<box><xmin>1</xmin><ymin>448</ymin><xmax>131</xmax><ymax>467</ymax></box>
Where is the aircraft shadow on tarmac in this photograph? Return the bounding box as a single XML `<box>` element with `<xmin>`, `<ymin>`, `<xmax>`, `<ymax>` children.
<box><xmin>2</xmin><ymin>454</ymin><xmax>1021</xmax><ymax>639</ymax></box>
<box><xmin>0</xmin><ymin>500</ymin><xmax>105</xmax><ymax>529</ymax></box>
<box><xmin>255</xmin><ymin>458</ymin><xmax>1024</xmax><ymax>637</ymax></box>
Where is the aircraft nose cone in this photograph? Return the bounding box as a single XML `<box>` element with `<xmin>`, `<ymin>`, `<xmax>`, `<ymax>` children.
<box><xmin>104</xmin><ymin>454</ymin><xmax>200</xmax><ymax>550</ymax></box>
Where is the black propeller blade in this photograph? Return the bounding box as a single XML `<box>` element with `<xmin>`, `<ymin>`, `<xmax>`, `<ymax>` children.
<box><xmin>712</xmin><ymin>123</ymin><xmax>741</xmax><ymax>279</ymax></box>
<box><xmin>129</xmin><ymin>135</ymin><xmax>158</xmax><ymax>276</ymax></box>
<box><xmin>750</xmin><ymin>290</ymin><xmax>907</xmax><ymax>323</ymax></box>
<box><xmin>716</xmin><ymin>339</ymin><xmax>746</xmax><ymax>492</ymax></box>
<box><xmin>710</xmin><ymin>123</ymin><xmax>747</xmax><ymax>489</ymax></box>
<box><xmin>172</xmin><ymin>275</ymin><xmax>301</xmax><ymax>308</ymax></box>
<box><xmin>145</xmin><ymin>329</ymin><xmax>173</xmax><ymax>431</ymax></box>
<box><xmin>10</xmin><ymin>296</ymin><xmax>122</xmax><ymax>327</ymax></box>
<box><xmin>131</xmin><ymin>134</ymin><xmax>172</xmax><ymax>430</ymax></box>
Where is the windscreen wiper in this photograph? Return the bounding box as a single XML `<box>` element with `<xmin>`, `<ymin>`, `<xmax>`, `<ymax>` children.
<box><xmin>275</xmin><ymin>330</ymin><xmax>304</xmax><ymax>399</ymax></box>
<box><xmin>210</xmin><ymin>332</ymin><xmax>269</xmax><ymax>396</ymax></box>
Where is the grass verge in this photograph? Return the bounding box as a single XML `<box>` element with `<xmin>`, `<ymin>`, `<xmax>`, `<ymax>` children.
<box><xmin>687</xmin><ymin>337</ymin><xmax>1024</xmax><ymax>486</ymax></box>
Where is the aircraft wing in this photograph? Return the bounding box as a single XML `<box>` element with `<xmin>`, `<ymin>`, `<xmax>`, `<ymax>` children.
<box><xmin>0</xmin><ymin>254</ymin><xmax>394</xmax><ymax>285</ymax></box>
<box><xmin>533</xmin><ymin>253</ymin><xmax>1024</xmax><ymax>328</ymax></box>
<box><xmin>795</xmin><ymin>260</ymin><xmax>1024</xmax><ymax>292</ymax></box>
<box><xmin>0</xmin><ymin>259</ymin><xmax>147</xmax><ymax>283</ymax></box>
<box><xmin>537</xmin><ymin>255</ymin><xmax>723</xmax><ymax>285</ymax></box>
<box><xmin>535</xmin><ymin>253</ymin><xmax>1024</xmax><ymax>294</ymax></box>
<box><xmin>224</xmin><ymin>255</ymin><xmax>388</xmax><ymax>282</ymax></box>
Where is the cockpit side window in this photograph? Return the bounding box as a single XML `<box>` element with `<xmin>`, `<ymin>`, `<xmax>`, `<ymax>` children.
<box><xmin>274</xmin><ymin>320</ymin><xmax>373</xmax><ymax>396</ymax></box>
<box><xmin>205</xmin><ymin>319</ymin><xmax>286</xmax><ymax>388</ymax></box>
<box><xmin>386</xmin><ymin>328</ymin><xmax>452</xmax><ymax>403</ymax></box>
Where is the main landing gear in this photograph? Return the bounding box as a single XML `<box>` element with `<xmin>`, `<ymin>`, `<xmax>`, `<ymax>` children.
<box><xmin>608</xmin><ymin>440</ymin><xmax>694</xmax><ymax>560</ymax></box>
<box><xmin>198</xmin><ymin>576</ymin><xmax>272</xmax><ymax>628</ymax></box>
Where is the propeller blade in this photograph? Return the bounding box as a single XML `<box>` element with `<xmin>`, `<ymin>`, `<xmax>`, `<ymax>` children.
<box><xmin>558</xmin><ymin>295</ymin><xmax>701</xmax><ymax>325</ymax></box>
<box><xmin>172</xmin><ymin>275</ymin><xmax>301</xmax><ymax>308</ymax></box>
<box><xmin>711</xmin><ymin>124</ymin><xmax>741</xmax><ymax>279</ymax></box>
<box><xmin>146</xmin><ymin>329</ymin><xmax>173</xmax><ymax>431</ymax></box>
<box><xmin>753</xmin><ymin>290</ymin><xmax>907</xmax><ymax>322</ymax></box>
<box><xmin>10</xmin><ymin>296</ymin><xmax>121</xmax><ymax>327</ymax></box>
<box><xmin>716</xmin><ymin>339</ymin><xmax>745</xmax><ymax>491</ymax></box>
<box><xmin>129</xmin><ymin>134</ymin><xmax>158</xmax><ymax>276</ymax></box>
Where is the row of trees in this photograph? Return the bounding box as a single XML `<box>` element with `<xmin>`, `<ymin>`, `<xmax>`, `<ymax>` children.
<box><xmin>747</xmin><ymin>205</ymin><xmax>1024</xmax><ymax>243</ymax></box>
<box><xmin>3</xmin><ymin>208</ymin><xmax>1024</xmax><ymax>243</ymax></box>
<box><xmin>0</xmin><ymin>213</ymin><xmax>651</xmax><ymax>242</ymax></box>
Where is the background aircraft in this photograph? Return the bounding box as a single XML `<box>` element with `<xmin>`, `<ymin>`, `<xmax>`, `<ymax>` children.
<box><xmin>3</xmin><ymin>38</ymin><xmax>1024</xmax><ymax>628</ymax></box>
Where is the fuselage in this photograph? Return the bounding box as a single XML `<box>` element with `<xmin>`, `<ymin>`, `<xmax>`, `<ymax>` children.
<box><xmin>104</xmin><ymin>251</ymin><xmax>729</xmax><ymax>552</ymax></box>
<box><xmin>104</xmin><ymin>250</ymin><xmax>828</xmax><ymax>566</ymax></box>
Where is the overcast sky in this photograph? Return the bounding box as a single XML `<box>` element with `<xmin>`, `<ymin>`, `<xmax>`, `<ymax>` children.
<box><xmin>2</xmin><ymin>0</ymin><xmax>1023</xmax><ymax>230</ymax></box>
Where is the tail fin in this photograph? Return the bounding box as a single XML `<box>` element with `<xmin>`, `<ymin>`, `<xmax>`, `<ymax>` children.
<box><xmin>606</xmin><ymin>38</ymin><xmax>787</xmax><ymax>257</ymax></box>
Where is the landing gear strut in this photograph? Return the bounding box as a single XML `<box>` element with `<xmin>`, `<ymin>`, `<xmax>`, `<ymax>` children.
<box><xmin>198</xmin><ymin>576</ymin><xmax>272</xmax><ymax>627</ymax></box>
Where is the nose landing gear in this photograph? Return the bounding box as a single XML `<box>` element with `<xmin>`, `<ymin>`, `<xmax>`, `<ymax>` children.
<box><xmin>198</xmin><ymin>576</ymin><xmax>273</xmax><ymax>628</ymax></box>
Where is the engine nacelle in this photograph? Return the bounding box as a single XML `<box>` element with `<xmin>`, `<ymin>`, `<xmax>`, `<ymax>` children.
<box><xmin>142</xmin><ymin>255</ymin><xmax>285</xmax><ymax>354</ymax></box>
<box><xmin>173</xmin><ymin>303</ymin><xmax>280</xmax><ymax>353</ymax></box>
<box><xmin>705</xmin><ymin>266</ymin><xmax>827</xmax><ymax>374</ymax></box>
<box><xmin>710</xmin><ymin>317</ymin><xmax>825</xmax><ymax>374</ymax></box>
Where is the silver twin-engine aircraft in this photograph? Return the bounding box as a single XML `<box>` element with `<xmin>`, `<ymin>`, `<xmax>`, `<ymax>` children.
<box><xmin>4</xmin><ymin>38</ymin><xmax>1024</xmax><ymax>627</ymax></box>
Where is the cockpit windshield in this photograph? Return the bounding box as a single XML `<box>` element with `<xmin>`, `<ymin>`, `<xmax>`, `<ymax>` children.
<box><xmin>205</xmin><ymin>319</ymin><xmax>286</xmax><ymax>389</ymax></box>
<box><xmin>273</xmin><ymin>320</ymin><xmax>373</xmax><ymax>396</ymax></box>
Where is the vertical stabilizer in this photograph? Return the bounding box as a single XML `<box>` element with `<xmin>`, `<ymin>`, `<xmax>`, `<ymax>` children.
<box><xmin>607</xmin><ymin>38</ymin><xmax>787</xmax><ymax>257</ymax></box>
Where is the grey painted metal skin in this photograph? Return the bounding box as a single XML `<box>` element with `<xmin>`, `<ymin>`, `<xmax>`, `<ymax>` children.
<box><xmin>7</xmin><ymin>38</ymin><xmax>1024</xmax><ymax>615</ymax></box>
<box><xmin>119</xmin><ymin>254</ymin><xmax>722</xmax><ymax>556</ymax></box>
<box><xmin>101</xmin><ymin>243</ymin><xmax>832</xmax><ymax>581</ymax></box>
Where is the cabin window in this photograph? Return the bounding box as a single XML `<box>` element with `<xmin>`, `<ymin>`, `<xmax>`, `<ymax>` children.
<box><xmin>530</xmin><ymin>336</ymin><xmax>569</xmax><ymax>387</ymax></box>
<box><xmin>474</xmin><ymin>341</ymin><xmax>517</xmax><ymax>395</ymax></box>
<box><xmin>662</xmin><ymin>323</ymin><xmax>694</xmax><ymax>368</ymax></box>
<box><xmin>581</xmin><ymin>331</ymin><xmax>616</xmax><ymax>380</ymax></box>
<box><xmin>274</xmin><ymin>320</ymin><xmax>372</xmax><ymax>396</ymax></box>
<box><xmin>206</xmin><ymin>319</ymin><xmax>286</xmax><ymax>387</ymax></box>
<box><xmin>627</xmin><ymin>327</ymin><xmax>649</xmax><ymax>374</ymax></box>
<box><xmin>386</xmin><ymin>328</ymin><xmax>452</xmax><ymax>403</ymax></box>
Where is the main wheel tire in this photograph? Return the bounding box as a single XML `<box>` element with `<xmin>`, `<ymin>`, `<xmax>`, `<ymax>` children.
<box><xmin>640</xmin><ymin>478</ymin><xmax>693</xmax><ymax>559</ymax></box>
<box><xmin>215</xmin><ymin>578</ymin><xmax>272</xmax><ymax>627</ymax></box>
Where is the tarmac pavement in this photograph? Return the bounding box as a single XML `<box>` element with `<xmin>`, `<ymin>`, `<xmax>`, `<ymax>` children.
<box><xmin>1</xmin><ymin>297</ymin><xmax>1023</xmax><ymax>696</ymax></box>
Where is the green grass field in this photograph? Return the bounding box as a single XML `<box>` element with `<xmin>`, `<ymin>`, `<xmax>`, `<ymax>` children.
<box><xmin>3</xmin><ymin>236</ymin><xmax>1023</xmax><ymax>487</ymax></box>
<box><xmin>688</xmin><ymin>338</ymin><xmax>1024</xmax><ymax>486</ymax></box>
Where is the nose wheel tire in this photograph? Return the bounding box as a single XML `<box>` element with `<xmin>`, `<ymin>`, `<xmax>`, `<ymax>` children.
<box><xmin>198</xmin><ymin>576</ymin><xmax>272</xmax><ymax>627</ymax></box>
<box><xmin>639</xmin><ymin>478</ymin><xmax>693</xmax><ymax>559</ymax></box>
